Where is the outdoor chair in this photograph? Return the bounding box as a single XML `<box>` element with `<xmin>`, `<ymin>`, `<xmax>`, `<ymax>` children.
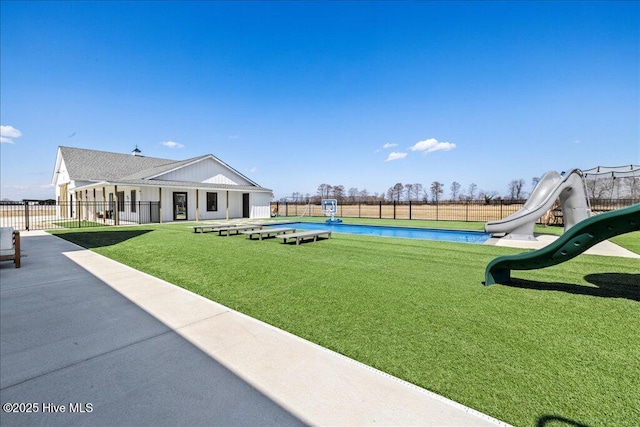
<box><xmin>0</xmin><ymin>226</ymin><xmax>21</xmax><ymax>268</ymax></box>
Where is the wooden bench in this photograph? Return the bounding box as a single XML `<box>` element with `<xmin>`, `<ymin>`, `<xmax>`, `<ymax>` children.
<box><xmin>243</xmin><ymin>227</ymin><xmax>296</xmax><ymax>240</ymax></box>
<box><xmin>217</xmin><ymin>225</ymin><xmax>263</xmax><ymax>236</ymax></box>
<box><xmin>278</xmin><ymin>230</ymin><xmax>332</xmax><ymax>245</ymax></box>
<box><xmin>0</xmin><ymin>227</ymin><xmax>21</xmax><ymax>268</ymax></box>
<box><xmin>192</xmin><ymin>224</ymin><xmax>236</xmax><ymax>233</ymax></box>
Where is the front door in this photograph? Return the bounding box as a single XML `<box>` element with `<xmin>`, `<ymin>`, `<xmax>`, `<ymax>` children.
<box><xmin>242</xmin><ymin>193</ymin><xmax>250</xmax><ymax>218</ymax></box>
<box><xmin>173</xmin><ymin>192</ymin><xmax>188</xmax><ymax>220</ymax></box>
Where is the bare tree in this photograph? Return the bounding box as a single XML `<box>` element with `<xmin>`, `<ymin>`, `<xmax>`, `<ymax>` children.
<box><xmin>404</xmin><ymin>183</ymin><xmax>414</xmax><ymax>201</ymax></box>
<box><xmin>479</xmin><ymin>190</ymin><xmax>499</xmax><ymax>204</ymax></box>
<box><xmin>531</xmin><ymin>176</ymin><xmax>540</xmax><ymax>190</ymax></box>
<box><xmin>413</xmin><ymin>183</ymin><xmax>424</xmax><ymax>201</ymax></box>
<box><xmin>507</xmin><ymin>179</ymin><xmax>526</xmax><ymax>200</ymax></box>
<box><xmin>317</xmin><ymin>183</ymin><xmax>331</xmax><ymax>198</ymax></box>
<box><xmin>347</xmin><ymin>187</ymin><xmax>359</xmax><ymax>203</ymax></box>
<box><xmin>430</xmin><ymin>181</ymin><xmax>444</xmax><ymax>203</ymax></box>
<box><xmin>387</xmin><ymin>183</ymin><xmax>403</xmax><ymax>202</ymax></box>
<box><xmin>467</xmin><ymin>183</ymin><xmax>477</xmax><ymax>200</ymax></box>
<box><xmin>450</xmin><ymin>181</ymin><xmax>461</xmax><ymax>201</ymax></box>
<box><xmin>332</xmin><ymin>185</ymin><xmax>345</xmax><ymax>201</ymax></box>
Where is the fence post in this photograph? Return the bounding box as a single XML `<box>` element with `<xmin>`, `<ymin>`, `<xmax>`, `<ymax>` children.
<box><xmin>500</xmin><ymin>200</ymin><xmax>503</xmax><ymax>218</ymax></box>
<box><xmin>379</xmin><ymin>201</ymin><xmax>382</xmax><ymax>219</ymax></box>
<box><xmin>24</xmin><ymin>202</ymin><xmax>30</xmax><ymax>231</ymax></box>
<box><xmin>409</xmin><ymin>201</ymin><xmax>412</xmax><ymax>220</ymax></box>
<box><xmin>393</xmin><ymin>200</ymin><xmax>396</xmax><ymax>219</ymax></box>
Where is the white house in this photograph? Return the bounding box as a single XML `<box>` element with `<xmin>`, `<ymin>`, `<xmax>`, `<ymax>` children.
<box><xmin>52</xmin><ymin>146</ymin><xmax>273</xmax><ymax>223</ymax></box>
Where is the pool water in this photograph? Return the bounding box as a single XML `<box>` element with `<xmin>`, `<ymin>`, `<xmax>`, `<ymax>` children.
<box><xmin>268</xmin><ymin>222</ymin><xmax>490</xmax><ymax>244</ymax></box>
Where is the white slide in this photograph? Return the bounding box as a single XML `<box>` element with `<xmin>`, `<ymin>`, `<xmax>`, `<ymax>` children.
<box><xmin>485</xmin><ymin>169</ymin><xmax>591</xmax><ymax>240</ymax></box>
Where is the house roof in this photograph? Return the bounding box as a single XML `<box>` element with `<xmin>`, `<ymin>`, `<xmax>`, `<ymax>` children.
<box><xmin>54</xmin><ymin>146</ymin><xmax>271</xmax><ymax>192</ymax></box>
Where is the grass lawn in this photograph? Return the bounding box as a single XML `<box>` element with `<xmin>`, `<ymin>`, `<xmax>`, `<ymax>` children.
<box><xmin>51</xmin><ymin>220</ymin><xmax>640</xmax><ymax>427</ymax></box>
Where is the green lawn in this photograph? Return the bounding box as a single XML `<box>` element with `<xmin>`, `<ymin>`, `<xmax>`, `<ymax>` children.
<box><xmin>51</xmin><ymin>221</ymin><xmax>640</xmax><ymax>427</ymax></box>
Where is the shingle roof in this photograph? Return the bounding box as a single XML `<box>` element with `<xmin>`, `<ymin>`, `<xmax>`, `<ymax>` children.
<box><xmin>58</xmin><ymin>146</ymin><xmax>271</xmax><ymax>192</ymax></box>
<box><xmin>59</xmin><ymin>146</ymin><xmax>178</xmax><ymax>182</ymax></box>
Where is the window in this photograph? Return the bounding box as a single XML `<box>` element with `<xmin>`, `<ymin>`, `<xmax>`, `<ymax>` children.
<box><xmin>131</xmin><ymin>190</ymin><xmax>137</xmax><ymax>213</ymax></box>
<box><xmin>206</xmin><ymin>192</ymin><xmax>218</xmax><ymax>211</ymax></box>
<box><xmin>117</xmin><ymin>191</ymin><xmax>125</xmax><ymax>212</ymax></box>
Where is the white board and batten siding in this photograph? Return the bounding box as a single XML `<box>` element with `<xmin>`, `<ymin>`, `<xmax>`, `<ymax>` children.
<box><xmin>155</xmin><ymin>158</ymin><xmax>253</xmax><ymax>186</ymax></box>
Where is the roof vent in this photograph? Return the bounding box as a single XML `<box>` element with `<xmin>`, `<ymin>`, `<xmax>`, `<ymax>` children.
<box><xmin>132</xmin><ymin>146</ymin><xmax>142</xmax><ymax>156</ymax></box>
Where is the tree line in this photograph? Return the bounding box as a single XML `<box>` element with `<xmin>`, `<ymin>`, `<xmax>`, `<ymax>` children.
<box><xmin>279</xmin><ymin>176</ymin><xmax>639</xmax><ymax>204</ymax></box>
<box><xmin>280</xmin><ymin>179</ymin><xmax>536</xmax><ymax>204</ymax></box>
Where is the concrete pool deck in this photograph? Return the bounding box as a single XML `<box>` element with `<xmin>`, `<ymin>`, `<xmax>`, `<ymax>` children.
<box><xmin>1</xmin><ymin>231</ymin><xmax>509</xmax><ymax>426</ymax></box>
<box><xmin>486</xmin><ymin>234</ymin><xmax>640</xmax><ymax>258</ymax></box>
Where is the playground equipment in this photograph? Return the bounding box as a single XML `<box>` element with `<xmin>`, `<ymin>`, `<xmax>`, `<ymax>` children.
<box><xmin>484</xmin><ymin>203</ymin><xmax>640</xmax><ymax>285</ymax></box>
<box><xmin>485</xmin><ymin>169</ymin><xmax>591</xmax><ymax>240</ymax></box>
<box><xmin>321</xmin><ymin>199</ymin><xmax>342</xmax><ymax>224</ymax></box>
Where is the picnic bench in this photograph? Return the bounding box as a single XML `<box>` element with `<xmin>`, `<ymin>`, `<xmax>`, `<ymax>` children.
<box><xmin>1</xmin><ymin>227</ymin><xmax>21</xmax><ymax>268</ymax></box>
<box><xmin>216</xmin><ymin>225</ymin><xmax>263</xmax><ymax>236</ymax></box>
<box><xmin>243</xmin><ymin>227</ymin><xmax>296</xmax><ymax>240</ymax></box>
<box><xmin>277</xmin><ymin>230</ymin><xmax>332</xmax><ymax>245</ymax></box>
<box><xmin>192</xmin><ymin>224</ymin><xmax>236</xmax><ymax>233</ymax></box>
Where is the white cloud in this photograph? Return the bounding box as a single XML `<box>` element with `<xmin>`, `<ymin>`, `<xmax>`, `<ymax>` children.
<box><xmin>409</xmin><ymin>138</ymin><xmax>456</xmax><ymax>153</ymax></box>
<box><xmin>1</xmin><ymin>125</ymin><xmax>22</xmax><ymax>144</ymax></box>
<box><xmin>375</xmin><ymin>142</ymin><xmax>398</xmax><ymax>153</ymax></box>
<box><xmin>161</xmin><ymin>140</ymin><xmax>184</xmax><ymax>148</ymax></box>
<box><xmin>385</xmin><ymin>151</ymin><xmax>407</xmax><ymax>162</ymax></box>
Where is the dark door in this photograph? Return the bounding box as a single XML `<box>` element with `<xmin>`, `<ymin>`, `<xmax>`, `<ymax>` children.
<box><xmin>173</xmin><ymin>192</ymin><xmax>187</xmax><ymax>220</ymax></box>
<box><xmin>242</xmin><ymin>193</ymin><xmax>250</xmax><ymax>218</ymax></box>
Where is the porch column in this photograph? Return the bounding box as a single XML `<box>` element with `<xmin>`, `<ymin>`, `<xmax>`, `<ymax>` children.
<box><xmin>102</xmin><ymin>187</ymin><xmax>106</xmax><ymax>223</ymax></box>
<box><xmin>159</xmin><ymin>188</ymin><xmax>162</xmax><ymax>224</ymax></box>
<box><xmin>195</xmin><ymin>189</ymin><xmax>199</xmax><ymax>221</ymax></box>
<box><xmin>114</xmin><ymin>185</ymin><xmax>119</xmax><ymax>226</ymax></box>
<box><xmin>226</xmin><ymin>191</ymin><xmax>229</xmax><ymax>221</ymax></box>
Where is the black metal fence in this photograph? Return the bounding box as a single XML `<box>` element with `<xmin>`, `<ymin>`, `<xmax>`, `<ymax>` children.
<box><xmin>0</xmin><ymin>201</ymin><xmax>160</xmax><ymax>231</ymax></box>
<box><xmin>271</xmin><ymin>198</ymin><xmax>639</xmax><ymax>224</ymax></box>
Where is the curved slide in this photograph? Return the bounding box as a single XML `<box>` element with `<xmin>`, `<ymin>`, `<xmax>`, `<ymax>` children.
<box><xmin>484</xmin><ymin>203</ymin><xmax>640</xmax><ymax>285</ymax></box>
<box><xmin>485</xmin><ymin>169</ymin><xmax>591</xmax><ymax>240</ymax></box>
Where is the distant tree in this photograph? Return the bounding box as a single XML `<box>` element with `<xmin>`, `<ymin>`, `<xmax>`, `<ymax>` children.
<box><xmin>347</xmin><ymin>187</ymin><xmax>359</xmax><ymax>203</ymax></box>
<box><xmin>387</xmin><ymin>183</ymin><xmax>403</xmax><ymax>202</ymax></box>
<box><xmin>359</xmin><ymin>189</ymin><xmax>370</xmax><ymax>202</ymax></box>
<box><xmin>317</xmin><ymin>183</ymin><xmax>331</xmax><ymax>198</ymax></box>
<box><xmin>430</xmin><ymin>181</ymin><xmax>444</xmax><ymax>203</ymax></box>
<box><xmin>404</xmin><ymin>183</ymin><xmax>414</xmax><ymax>201</ymax></box>
<box><xmin>531</xmin><ymin>177</ymin><xmax>540</xmax><ymax>190</ymax></box>
<box><xmin>413</xmin><ymin>183</ymin><xmax>424</xmax><ymax>201</ymax></box>
<box><xmin>479</xmin><ymin>190</ymin><xmax>499</xmax><ymax>205</ymax></box>
<box><xmin>450</xmin><ymin>181</ymin><xmax>461</xmax><ymax>201</ymax></box>
<box><xmin>467</xmin><ymin>183</ymin><xmax>477</xmax><ymax>200</ymax></box>
<box><xmin>507</xmin><ymin>178</ymin><xmax>526</xmax><ymax>199</ymax></box>
<box><xmin>331</xmin><ymin>185</ymin><xmax>345</xmax><ymax>201</ymax></box>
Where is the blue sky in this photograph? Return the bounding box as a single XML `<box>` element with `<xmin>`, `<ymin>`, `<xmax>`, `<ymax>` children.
<box><xmin>1</xmin><ymin>1</ymin><xmax>638</xmax><ymax>201</ymax></box>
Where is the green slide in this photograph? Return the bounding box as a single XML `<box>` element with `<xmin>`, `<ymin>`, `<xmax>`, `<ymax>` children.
<box><xmin>484</xmin><ymin>203</ymin><xmax>640</xmax><ymax>285</ymax></box>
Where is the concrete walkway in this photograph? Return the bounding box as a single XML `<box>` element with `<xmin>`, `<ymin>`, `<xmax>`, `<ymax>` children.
<box><xmin>1</xmin><ymin>231</ymin><xmax>508</xmax><ymax>426</ymax></box>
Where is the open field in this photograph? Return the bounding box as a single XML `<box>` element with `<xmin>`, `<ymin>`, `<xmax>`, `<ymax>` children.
<box><xmin>51</xmin><ymin>220</ymin><xmax>640</xmax><ymax>427</ymax></box>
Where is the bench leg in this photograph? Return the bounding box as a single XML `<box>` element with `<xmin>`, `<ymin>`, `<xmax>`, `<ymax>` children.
<box><xmin>14</xmin><ymin>233</ymin><xmax>21</xmax><ymax>268</ymax></box>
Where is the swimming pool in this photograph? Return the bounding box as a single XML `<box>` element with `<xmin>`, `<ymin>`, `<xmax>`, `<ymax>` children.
<box><xmin>267</xmin><ymin>222</ymin><xmax>490</xmax><ymax>244</ymax></box>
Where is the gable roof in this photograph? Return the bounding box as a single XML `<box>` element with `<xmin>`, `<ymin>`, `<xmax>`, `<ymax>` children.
<box><xmin>54</xmin><ymin>146</ymin><xmax>271</xmax><ymax>192</ymax></box>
